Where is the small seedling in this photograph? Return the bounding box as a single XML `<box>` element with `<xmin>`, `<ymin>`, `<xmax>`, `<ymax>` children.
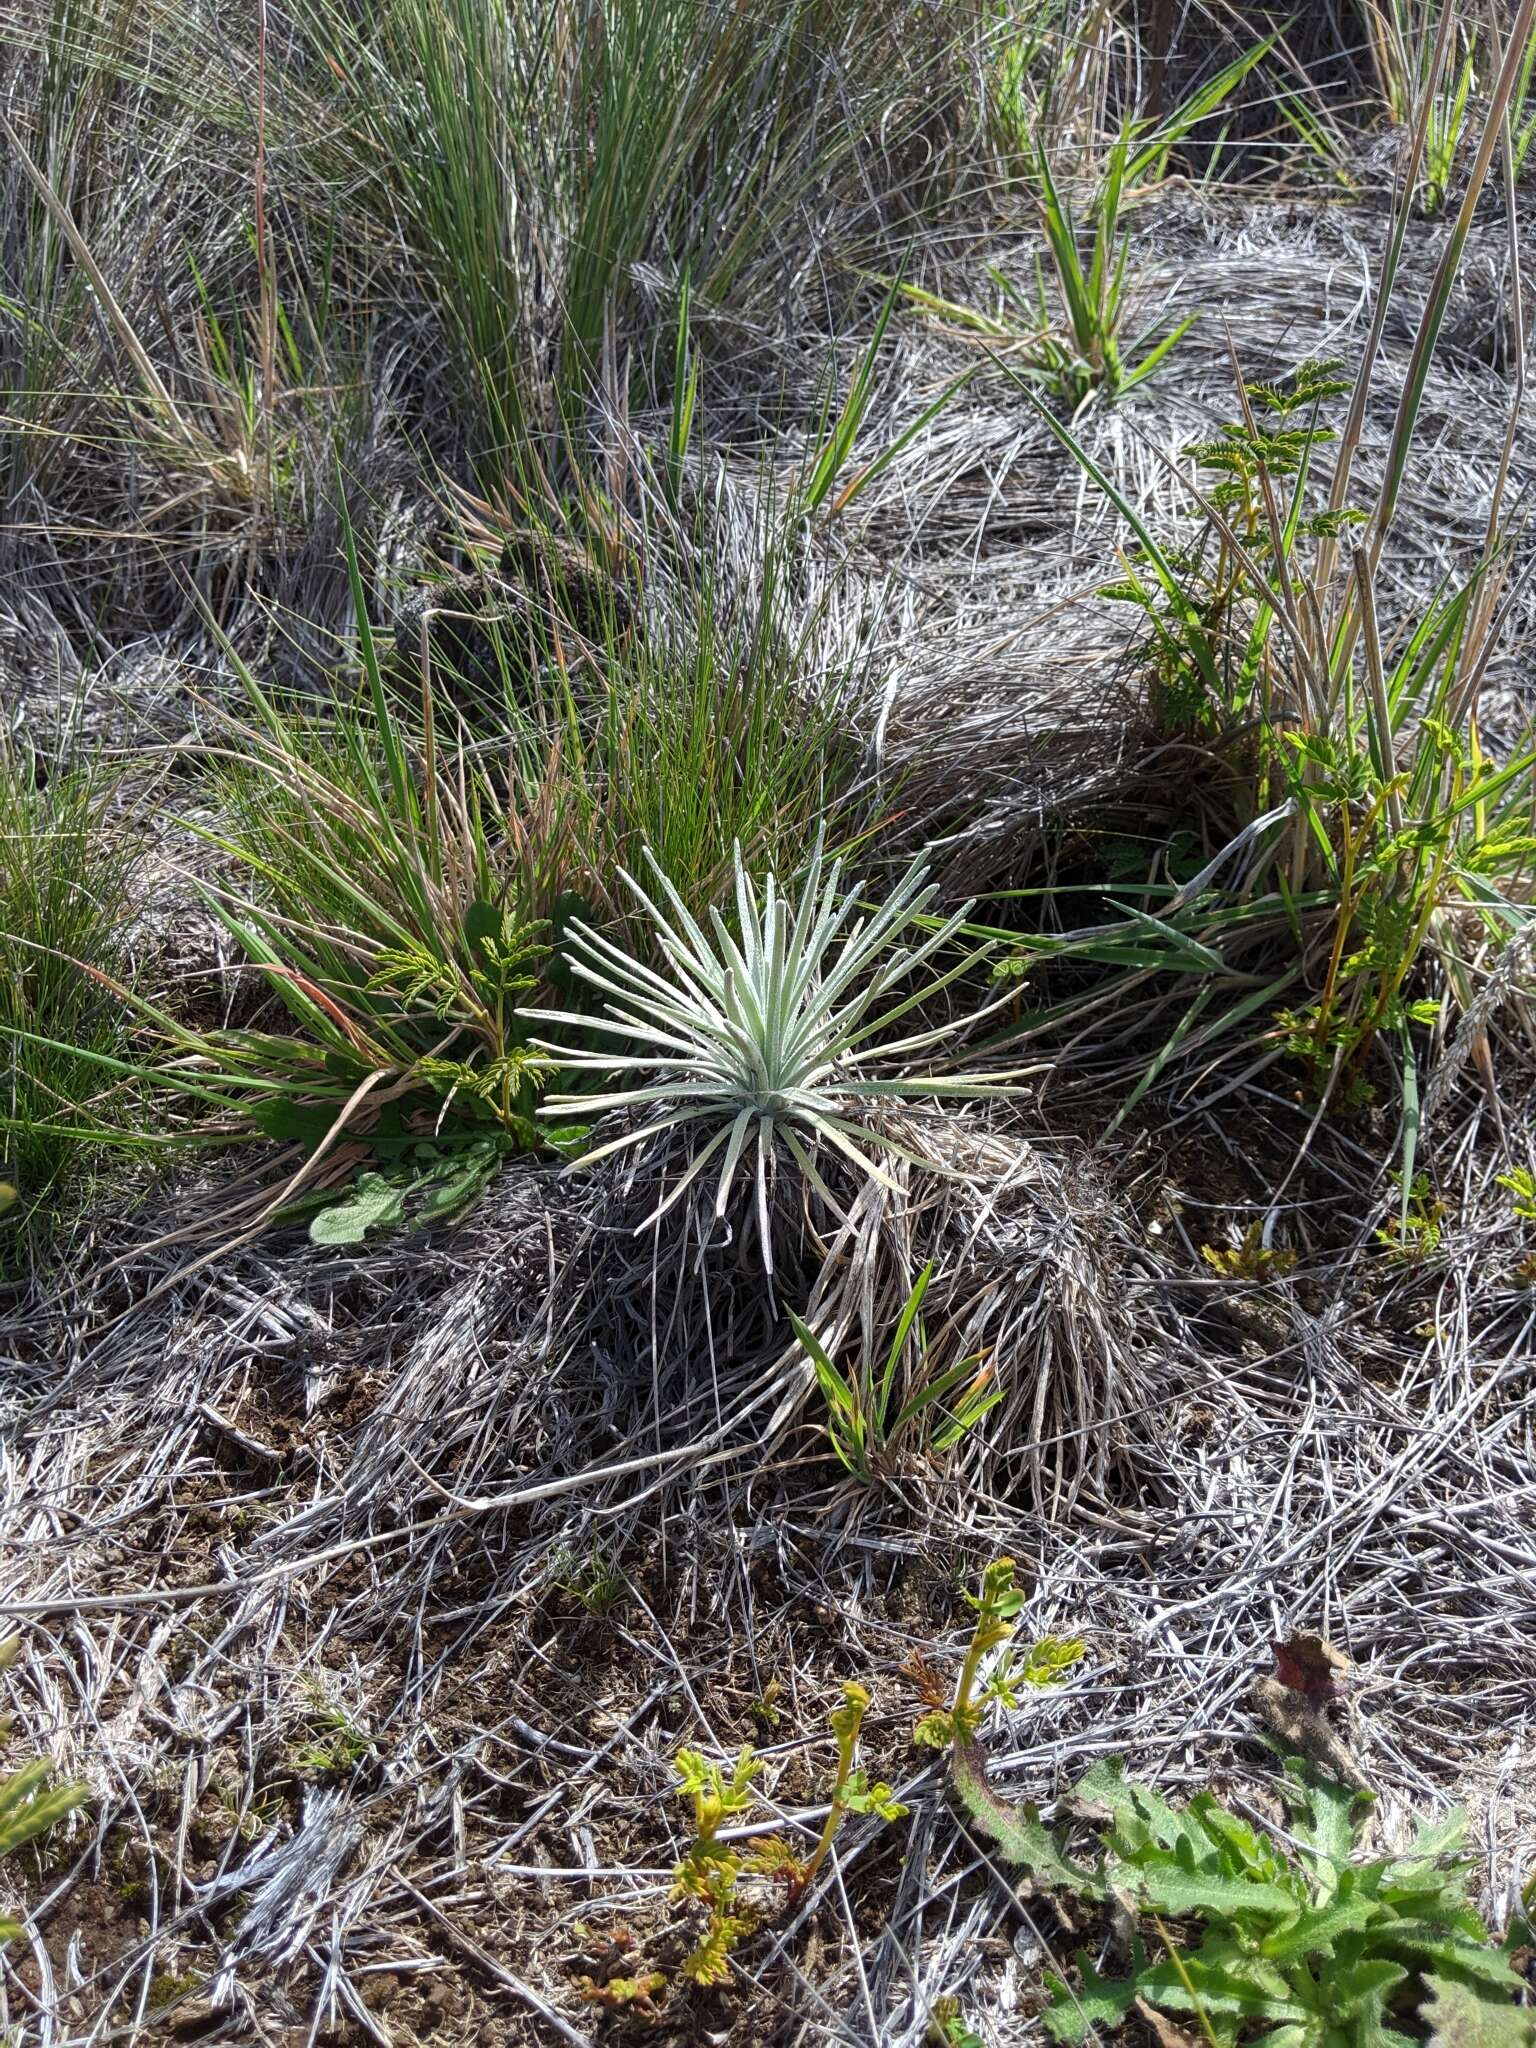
<box><xmin>796</xmin><ymin>1684</ymin><xmax>907</xmax><ymax>1897</ymax></box>
<box><xmin>1421</xmin><ymin>31</ymin><xmax>1477</xmax><ymax>216</ymax></box>
<box><xmin>0</xmin><ymin>1639</ymin><xmax>89</xmax><ymax>1941</ymax></box>
<box><xmin>927</xmin><ymin>1999</ymin><xmax>985</xmax><ymax>2048</ymax></box>
<box><xmin>1375</xmin><ymin>1172</ymin><xmax>1448</xmax><ymax>1264</ymax></box>
<box><xmin>290</xmin><ymin>1688</ymin><xmax>372</xmax><ymax>1775</ymax></box>
<box><xmin>1201</xmin><ymin>1222</ymin><xmax>1297</xmax><ymax>1281</ymax></box>
<box><xmin>790</xmin><ymin>1263</ymin><xmax>1001</xmax><ymax>1482</ymax></box>
<box><xmin>550</xmin><ymin>1542</ymin><xmax>626</xmax><ymax>1616</ymax></box>
<box><xmin>669</xmin><ymin>1685</ymin><xmax>909</xmax><ymax>1984</ymax></box>
<box><xmin>210</xmin><ymin>1777</ymin><xmax>282</xmax><ymax>1844</ymax></box>
<box><xmin>578</xmin><ymin>1970</ymin><xmax>665</xmax><ymax>2012</ymax></box>
<box><xmin>748</xmin><ymin>1677</ymin><xmax>784</xmax><ymax>1732</ymax></box>
<box><xmin>913</xmin><ymin>1558</ymin><xmax>1084</xmax><ymax>1753</ymax></box>
<box><xmin>671</xmin><ymin>1747</ymin><xmax>761</xmax><ymax>1986</ymax></box>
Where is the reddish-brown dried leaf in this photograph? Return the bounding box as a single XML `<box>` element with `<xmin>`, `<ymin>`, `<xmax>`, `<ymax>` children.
<box><xmin>1271</xmin><ymin>1631</ymin><xmax>1351</xmax><ymax>1707</ymax></box>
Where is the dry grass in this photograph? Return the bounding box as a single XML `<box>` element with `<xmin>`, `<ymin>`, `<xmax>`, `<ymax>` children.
<box><xmin>2</xmin><ymin>3</ymin><xmax>1535</xmax><ymax>2044</ymax></box>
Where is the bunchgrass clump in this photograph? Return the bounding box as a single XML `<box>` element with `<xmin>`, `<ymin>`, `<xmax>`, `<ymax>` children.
<box><xmin>156</xmin><ymin>654</ymin><xmax>581</xmax><ymax>1218</ymax></box>
<box><xmin>0</xmin><ymin>735</ymin><xmax>134</xmax><ymax>1269</ymax></box>
<box><xmin>290</xmin><ymin>0</ymin><xmax>986</xmax><ymax>464</ymax></box>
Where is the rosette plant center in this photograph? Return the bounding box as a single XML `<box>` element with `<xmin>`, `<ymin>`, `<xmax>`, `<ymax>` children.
<box><xmin>531</xmin><ymin>836</ymin><xmax>1018</xmax><ymax>1266</ymax></box>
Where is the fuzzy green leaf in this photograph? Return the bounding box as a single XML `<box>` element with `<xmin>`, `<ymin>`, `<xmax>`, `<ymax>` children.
<box><xmin>1261</xmin><ymin>1894</ymin><xmax>1380</xmax><ymax>1960</ymax></box>
<box><xmin>1135</xmin><ymin>1950</ymin><xmax>1305</xmax><ymax>2022</ymax></box>
<box><xmin>1075</xmin><ymin>1755</ymin><xmax>1186</xmax><ymax>1851</ymax></box>
<box><xmin>1042</xmin><ymin>1956</ymin><xmax>1139</xmax><ymax>2042</ymax></box>
<box><xmin>951</xmin><ymin>1745</ymin><xmax>1102</xmax><ymax>1896</ymax></box>
<box><xmin>1285</xmin><ymin>1759</ymin><xmax>1362</xmax><ymax>1870</ymax></box>
<box><xmin>1421</xmin><ymin>1973</ymin><xmax>1536</xmax><ymax>2048</ymax></box>
<box><xmin>415</xmin><ymin>1144</ymin><xmax>500</xmax><ymax>1222</ymax></box>
<box><xmin>309</xmin><ymin>1171</ymin><xmax>410</xmax><ymax>1244</ymax></box>
<box><xmin>1119</xmin><ymin>1857</ymin><xmax>1306</xmax><ymax>1922</ymax></box>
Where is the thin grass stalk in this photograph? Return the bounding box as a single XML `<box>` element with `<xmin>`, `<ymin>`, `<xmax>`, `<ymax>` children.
<box><xmin>1362</xmin><ymin>0</ymin><xmax>1536</xmax><ymax>575</ymax></box>
<box><xmin>1313</xmin><ymin>3</ymin><xmax>1456</xmax><ymax>604</ymax></box>
<box><xmin>253</xmin><ymin>0</ymin><xmax>277</xmax><ymax>506</ymax></box>
<box><xmin>0</xmin><ymin>107</ymin><xmax>199</xmax><ymax>450</ymax></box>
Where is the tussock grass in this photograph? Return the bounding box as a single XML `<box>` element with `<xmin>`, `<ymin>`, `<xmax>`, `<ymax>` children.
<box><xmin>0</xmin><ymin>736</ymin><xmax>134</xmax><ymax>1271</ymax></box>
<box><xmin>124</xmin><ymin>485</ymin><xmax>875</xmax><ymax>1226</ymax></box>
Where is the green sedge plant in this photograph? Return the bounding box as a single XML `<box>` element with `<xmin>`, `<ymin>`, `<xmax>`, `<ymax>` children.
<box><xmin>1357</xmin><ymin>0</ymin><xmax>1435</xmax><ymax>125</ymax></box>
<box><xmin>889</xmin><ymin>139</ymin><xmax>1186</xmax><ymax>411</ymax></box>
<box><xmin>0</xmin><ymin>732</ymin><xmax>135</xmax><ymax>1270</ymax></box>
<box><xmin>899</xmin><ymin>41</ymin><xmax>1273</xmax><ymax>412</ymax></box>
<box><xmin>788</xmin><ymin>1260</ymin><xmax>1001</xmax><ymax>1481</ymax></box>
<box><xmin>985</xmin><ymin>0</ymin><xmax>1073</xmax><ymax>167</ymax></box>
<box><xmin>1357</xmin><ymin>0</ymin><xmax>1500</xmax><ymax>214</ymax></box>
<box><xmin>1422</xmin><ymin>23</ymin><xmax>1478</xmax><ymax>215</ymax></box>
<box><xmin>1020</xmin><ymin>122</ymin><xmax>1197</xmax><ymax>412</ymax></box>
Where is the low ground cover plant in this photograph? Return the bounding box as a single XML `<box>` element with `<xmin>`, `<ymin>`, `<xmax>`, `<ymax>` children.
<box><xmin>922</xmin><ymin>1566</ymin><xmax>1533</xmax><ymax>2048</ymax></box>
<box><xmin>1033</xmin><ymin>1761</ymin><xmax>1534</xmax><ymax>2047</ymax></box>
